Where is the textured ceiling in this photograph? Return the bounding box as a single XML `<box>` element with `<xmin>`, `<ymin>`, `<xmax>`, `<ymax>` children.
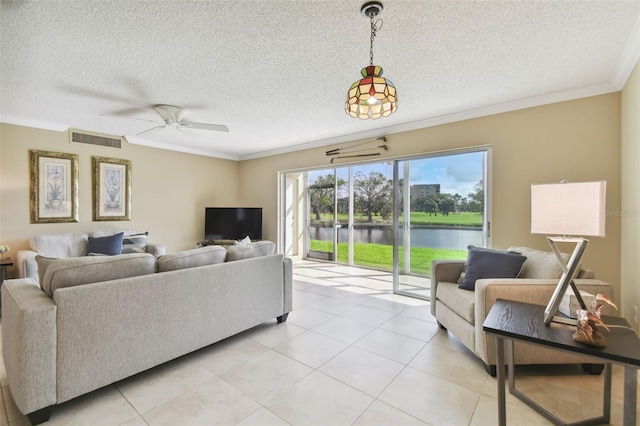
<box><xmin>1</xmin><ymin>0</ymin><xmax>639</xmax><ymax>160</ymax></box>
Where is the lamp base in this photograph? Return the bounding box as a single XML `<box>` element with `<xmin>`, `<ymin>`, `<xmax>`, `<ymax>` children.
<box><xmin>543</xmin><ymin>236</ymin><xmax>589</xmax><ymax>325</ymax></box>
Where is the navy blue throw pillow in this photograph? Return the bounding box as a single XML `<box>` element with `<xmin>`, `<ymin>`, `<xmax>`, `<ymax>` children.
<box><xmin>87</xmin><ymin>232</ymin><xmax>124</xmax><ymax>256</ymax></box>
<box><xmin>459</xmin><ymin>245</ymin><xmax>527</xmax><ymax>291</ymax></box>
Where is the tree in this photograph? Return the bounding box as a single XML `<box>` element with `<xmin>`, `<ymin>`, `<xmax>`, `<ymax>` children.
<box><xmin>353</xmin><ymin>171</ymin><xmax>392</xmax><ymax>222</ymax></box>
<box><xmin>467</xmin><ymin>180</ymin><xmax>484</xmax><ymax>213</ymax></box>
<box><xmin>308</xmin><ymin>174</ymin><xmax>343</xmax><ymax>221</ymax></box>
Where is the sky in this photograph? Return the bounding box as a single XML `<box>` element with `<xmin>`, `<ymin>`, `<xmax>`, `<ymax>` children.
<box><xmin>309</xmin><ymin>151</ymin><xmax>484</xmax><ymax>199</ymax></box>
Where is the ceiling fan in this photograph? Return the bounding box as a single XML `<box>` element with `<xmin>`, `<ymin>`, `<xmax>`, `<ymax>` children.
<box><xmin>136</xmin><ymin>105</ymin><xmax>229</xmax><ymax>136</ymax></box>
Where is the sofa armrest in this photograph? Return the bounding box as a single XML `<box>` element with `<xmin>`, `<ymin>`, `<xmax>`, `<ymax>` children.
<box><xmin>16</xmin><ymin>250</ymin><xmax>39</xmax><ymax>283</ymax></box>
<box><xmin>430</xmin><ymin>260</ymin><xmax>465</xmax><ymax>316</ymax></box>
<box><xmin>474</xmin><ymin>278</ymin><xmax>614</xmax><ymax>365</ymax></box>
<box><xmin>145</xmin><ymin>243</ymin><xmax>166</xmax><ymax>256</ymax></box>
<box><xmin>1</xmin><ymin>279</ymin><xmax>57</xmax><ymax>415</ymax></box>
<box><xmin>283</xmin><ymin>257</ymin><xmax>293</xmax><ymax>314</ymax></box>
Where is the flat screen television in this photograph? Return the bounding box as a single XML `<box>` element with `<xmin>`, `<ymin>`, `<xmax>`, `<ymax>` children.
<box><xmin>205</xmin><ymin>207</ymin><xmax>263</xmax><ymax>241</ymax></box>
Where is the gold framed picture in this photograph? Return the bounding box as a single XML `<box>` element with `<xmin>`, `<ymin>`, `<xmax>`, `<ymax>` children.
<box><xmin>92</xmin><ymin>156</ymin><xmax>132</xmax><ymax>221</ymax></box>
<box><xmin>30</xmin><ymin>150</ymin><xmax>79</xmax><ymax>223</ymax></box>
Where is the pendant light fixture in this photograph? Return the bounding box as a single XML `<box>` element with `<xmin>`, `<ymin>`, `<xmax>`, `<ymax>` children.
<box><xmin>345</xmin><ymin>1</ymin><xmax>397</xmax><ymax>120</ymax></box>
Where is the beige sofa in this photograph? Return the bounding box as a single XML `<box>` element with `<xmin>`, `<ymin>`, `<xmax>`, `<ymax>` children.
<box><xmin>2</xmin><ymin>242</ymin><xmax>292</xmax><ymax>424</ymax></box>
<box><xmin>430</xmin><ymin>246</ymin><xmax>615</xmax><ymax>375</ymax></box>
<box><xmin>15</xmin><ymin>229</ymin><xmax>166</xmax><ymax>285</ymax></box>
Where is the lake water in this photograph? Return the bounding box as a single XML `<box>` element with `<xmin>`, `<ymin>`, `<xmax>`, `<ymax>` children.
<box><xmin>309</xmin><ymin>226</ymin><xmax>484</xmax><ymax>251</ymax></box>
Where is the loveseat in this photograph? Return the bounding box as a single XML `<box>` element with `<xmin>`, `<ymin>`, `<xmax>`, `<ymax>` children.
<box><xmin>15</xmin><ymin>229</ymin><xmax>166</xmax><ymax>285</ymax></box>
<box><xmin>2</xmin><ymin>242</ymin><xmax>292</xmax><ymax>424</ymax></box>
<box><xmin>430</xmin><ymin>246</ymin><xmax>615</xmax><ymax>375</ymax></box>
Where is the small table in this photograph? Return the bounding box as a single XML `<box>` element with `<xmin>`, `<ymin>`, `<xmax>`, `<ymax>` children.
<box><xmin>0</xmin><ymin>258</ymin><xmax>13</xmax><ymax>317</ymax></box>
<box><xmin>483</xmin><ymin>299</ymin><xmax>640</xmax><ymax>426</ymax></box>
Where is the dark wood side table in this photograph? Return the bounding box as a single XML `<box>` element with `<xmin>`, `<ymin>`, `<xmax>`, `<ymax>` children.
<box><xmin>0</xmin><ymin>258</ymin><xmax>13</xmax><ymax>317</ymax></box>
<box><xmin>483</xmin><ymin>299</ymin><xmax>639</xmax><ymax>426</ymax></box>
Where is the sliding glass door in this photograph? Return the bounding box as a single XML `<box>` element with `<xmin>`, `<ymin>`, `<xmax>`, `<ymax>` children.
<box><xmin>281</xmin><ymin>147</ymin><xmax>490</xmax><ymax>300</ymax></box>
<box><xmin>393</xmin><ymin>150</ymin><xmax>488</xmax><ymax>299</ymax></box>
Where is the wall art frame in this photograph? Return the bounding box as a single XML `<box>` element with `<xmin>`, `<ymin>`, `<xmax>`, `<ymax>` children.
<box><xmin>92</xmin><ymin>156</ymin><xmax>132</xmax><ymax>221</ymax></box>
<box><xmin>30</xmin><ymin>150</ymin><xmax>79</xmax><ymax>223</ymax></box>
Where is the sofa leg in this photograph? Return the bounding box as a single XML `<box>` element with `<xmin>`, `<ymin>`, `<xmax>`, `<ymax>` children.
<box><xmin>28</xmin><ymin>406</ymin><xmax>52</xmax><ymax>425</ymax></box>
<box><xmin>581</xmin><ymin>363</ymin><xmax>604</xmax><ymax>375</ymax></box>
<box><xmin>277</xmin><ymin>313</ymin><xmax>289</xmax><ymax>323</ymax></box>
<box><xmin>484</xmin><ymin>363</ymin><xmax>497</xmax><ymax>377</ymax></box>
<box><xmin>436</xmin><ymin>321</ymin><xmax>447</xmax><ymax>330</ymax></box>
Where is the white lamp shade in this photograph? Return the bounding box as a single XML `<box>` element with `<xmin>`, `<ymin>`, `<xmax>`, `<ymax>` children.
<box><xmin>531</xmin><ymin>181</ymin><xmax>606</xmax><ymax>237</ymax></box>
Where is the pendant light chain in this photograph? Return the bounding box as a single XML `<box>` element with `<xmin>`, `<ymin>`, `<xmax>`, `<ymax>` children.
<box><xmin>369</xmin><ymin>17</ymin><xmax>382</xmax><ymax>67</ymax></box>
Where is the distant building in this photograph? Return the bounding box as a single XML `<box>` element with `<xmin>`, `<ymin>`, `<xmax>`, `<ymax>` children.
<box><xmin>410</xmin><ymin>184</ymin><xmax>440</xmax><ymax>202</ymax></box>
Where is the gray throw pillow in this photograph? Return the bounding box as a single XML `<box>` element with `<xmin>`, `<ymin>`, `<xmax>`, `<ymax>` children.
<box><xmin>35</xmin><ymin>255</ymin><xmax>57</xmax><ymax>285</ymax></box>
<box><xmin>458</xmin><ymin>245</ymin><xmax>527</xmax><ymax>291</ymax></box>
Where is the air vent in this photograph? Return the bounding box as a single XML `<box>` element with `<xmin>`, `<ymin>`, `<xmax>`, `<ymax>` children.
<box><xmin>70</xmin><ymin>129</ymin><xmax>122</xmax><ymax>148</ymax></box>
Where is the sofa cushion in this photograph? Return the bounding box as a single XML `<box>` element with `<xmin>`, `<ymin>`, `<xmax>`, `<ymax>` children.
<box><xmin>35</xmin><ymin>255</ymin><xmax>57</xmax><ymax>285</ymax></box>
<box><xmin>87</xmin><ymin>232</ymin><xmax>124</xmax><ymax>255</ymax></box>
<box><xmin>41</xmin><ymin>253</ymin><xmax>156</xmax><ymax>297</ymax></box>
<box><xmin>507</xmin><ymin>246</ymin><xmax>569</xmax><ymax>279</ymax></box>
<box><xmin>30</xmin><ymin>232</ymin><xmax>89</xmax><ymax>258</ymax></box>
<box><xmin>225</xmin><ymin>241</ymin><xmax>275</xmax><ymax>262</ymax></box>
<box><xmin>157</xmin><ymin>246</ymin><xmax>227</xmax><ymax>272</ymax></box>
<box><xmin>436</xmin><ymin>281</ymin><xmax>476</xmax><ymax>323</ymax></box>
<box><xmin>459</xmin><ymin>245</ymin><xmax>527</xmax><ymax>291</ymax></box>
<box><xmin>121</xmin><ymin>232</ymin><xmax>149</xmax><ymax>254</ymax></box>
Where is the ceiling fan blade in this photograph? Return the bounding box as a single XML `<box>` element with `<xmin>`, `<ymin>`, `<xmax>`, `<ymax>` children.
<box><xmin>136</xmin><ymin>124</ymin><xmax>167</xmax><ymax>136</ymax></box>
<box><xmin>180</xmin><ymin>121</ymin><xmax>230</xmax><ymax>132</ymax></box>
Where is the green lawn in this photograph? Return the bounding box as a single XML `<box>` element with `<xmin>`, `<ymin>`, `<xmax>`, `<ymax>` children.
<box><xmin>309</xmin><ymin>240</ymin><xmax>466</xmax><ymax>275</ymax></box>
<box><xmin>311</xmin><ymin>211</ymin><xmax>482</xmax><ymax>228</ymax></box>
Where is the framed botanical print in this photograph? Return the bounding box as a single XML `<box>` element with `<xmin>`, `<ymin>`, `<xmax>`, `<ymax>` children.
<box><xmin>92</xmin><ymin>156</ymin><xmax>132</xmax><ymax>221</ymax></box>
<box><xmin>30</xmin><ymin>150</ymin><xmax>79</xmax><ymax>223</ymax></box>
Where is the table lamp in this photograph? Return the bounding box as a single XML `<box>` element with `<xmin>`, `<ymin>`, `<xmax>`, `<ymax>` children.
<box><xmin>530</xmin><ymin>180</ymin><xmax>606</xmax><ymax>325</ymax></box>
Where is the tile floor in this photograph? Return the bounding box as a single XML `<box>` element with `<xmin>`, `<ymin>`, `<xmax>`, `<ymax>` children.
<box><xmin>0</xmin><ymin>259</ymin><xmax>638</xmax><ymax>425</ymax></box>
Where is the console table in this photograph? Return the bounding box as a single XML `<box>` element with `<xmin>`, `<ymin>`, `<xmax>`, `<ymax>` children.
<box><xmin>483</xmin><ymin>299</ymin><xmax>639</xmax><ymax>426</ymax></box>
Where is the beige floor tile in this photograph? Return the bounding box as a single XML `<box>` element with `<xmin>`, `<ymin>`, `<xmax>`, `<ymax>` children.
<box><xmin>380</xmin><ymin>315</ymin><xmax>440</xmax><ymax>342</ymax></box>
<box><xmin>363</xmin><ymin>296</ymin><xmax>412</xmax><ymax>314</ymax></box>
<box><xmin>119</xmin><ymin>416</ymin><xmax>149</xmax><ymax>426</ymax></box>
<box><xmin>266</xmin><ymin>371</ymin><xmax>373</xmax><ymax>426</ymax></box>
<box><xmin>236</xmin><ymin>407</ymin><xmax>290</xmax><ymax>426</ymax></box>
<box><xmin>245</xmin><ymin>321</ymin><xmax>306</xmax><ymax>348</ymax></box>
<box><xmin>339</xmin><ymin>305</ymin><xmax>397</xmax><ymax>327</ymax></box>
<box><xmin>46</xmin><ymin>385</ymin><xmax>139</xmax><ymax>426</ymax></box>
<box><xmin>292</xmin><ymin>289</ymin><xmax>328</xmax><ymax>309</ymax></box>
<box><xmin>116</xmin><ymin>356</ymin><xmax>216</xmax><ymax>413</ymax></box>
<box><xmin>190</xmin><ymin>335</ymin><xmax>269</xmax><ymax>376</ymax></box>
<box><xmin>292</xmin><ymin>280</ymin><xmax>316</xmax><ymax>290</ymax></box>
<box><xmin>311</xmin><ymin>316</ymin><xmax>378</xmax><ymax>344</ymax></box>
<box><xmin>2</xmin><ymin>386</ymin><xmax>25</xmax><ymax>424</ymax></box>
<box><xmin>398</xmin><ymin>304</ymin><xmax>434</xmax><ymax>323</ymax></box>
<box><xmin>307</xmin><ymin>297</ymin><xmax>359</xmax><ymax>315</ymax></box>
<box><xmin>274</xmin><ymin>330</ymin><xmax>349</xmax><ymax>368</ymax></box>
<box><xmin>471</xmin><ymin>394</ymin><xmax>553</xmax><ymax>426</ymax></box>
<box><xmin>352</xmin><ymin>400</ymin><xmax>428</xmax><ymax>426</ymax></box>
<box><xmin>286</xmin><ymin>306</ymin><xmax>336</xmax><ymax>329</ymax></box>
<box><xmin>428</xmin><ymin>329</ymin><xmax>473</xmax><ymax>355</ymax></box>
<box><xmin>354</xmin><ymin>328</ymin><xmax>426</xmax><ymax>365</ymax></box>
<box><xmin>0</xmin><ymin>387</ymin><xmax>8</xmax><ymax>426</ymax></box>
<box><xmin>221</xmin><ymin>350</ymin><xmax>312</xmax><ymax>405</ymax></box>
<box><xmin>408</xmin><ymin>341</ymin><xmax>488</xmax><ymax>392</ymax></box>
<box><xmin>142</xmin><ymin>376</ymin><xmax>260</xmax><ymax>426</ymax></box>
<box><xmin>319</xmin><ymin>346</ymin><xmax>404</xmax><ymax>397</ymax></box>
<box><xmin>379</xmin><ymin>367</ymin><xmax>480</xmax><ymax>426</ymax></box>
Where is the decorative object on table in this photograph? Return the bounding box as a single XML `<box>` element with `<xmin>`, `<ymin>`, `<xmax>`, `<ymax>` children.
<box><xmin>345</xmin><ymin>1</ymin><xmax>397</xmax><ymax>120</ymax></box>
<box><xmin>92</xmin><ymin>156</ymin><xmax>132</xmax><ymax>221</ymax></box>
<box><xmin>530</xmin><ymin>180</ymin><xmax>606</xmax><ymax>325</ymax></box>
<box><xmin>29</xmin><ymin>150</ymin><xmax>79</xmax><ymax>223</ymax></box>
<box><xmin>573</xmin><ymin>293</ymin><xmax>618</xmax><ymax>347</ymax></box>
<box><xmin>0</xmin><ymin>245</ymin><xmax>9</xmax><ymax>259</ymax></box>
